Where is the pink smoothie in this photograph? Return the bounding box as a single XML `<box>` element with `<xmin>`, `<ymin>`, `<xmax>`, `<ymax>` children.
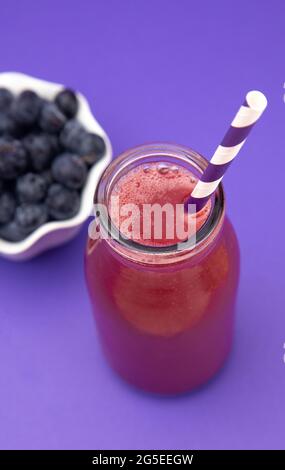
<box><xmin>86</xmin><ymin>149</ymin><xmax>240</xmax><ymax>394</ymax></box>
<box><xmin>109</xmin><ymin>162</ymin><xmax>211</xmax><ymax>246</ymax></box>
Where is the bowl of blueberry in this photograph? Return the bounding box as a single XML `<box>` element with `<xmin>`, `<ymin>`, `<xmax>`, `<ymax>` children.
<box><xmin>0</xmin><ymin>72</ymin><xmax>112</xmax><ymax>260</ymax></box>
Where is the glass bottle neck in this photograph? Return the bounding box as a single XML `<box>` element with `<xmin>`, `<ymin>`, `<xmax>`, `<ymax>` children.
<box><xmin>94</xmin><ymin>143</ymin><xmax>225</xmax><ymax>265</ymax></box>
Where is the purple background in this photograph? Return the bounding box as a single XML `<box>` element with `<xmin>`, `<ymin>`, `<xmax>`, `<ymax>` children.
<box><xmin>0</xmin><ymin>0</ymin><xmax>284</xmax><ymax>450</ymax></box>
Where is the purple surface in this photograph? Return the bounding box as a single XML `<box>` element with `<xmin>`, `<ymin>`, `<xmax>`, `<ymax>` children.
<box><xmin>0</xmin><ymin>0</ymin><xmax>284</xmax><ymax>450</ymax></box>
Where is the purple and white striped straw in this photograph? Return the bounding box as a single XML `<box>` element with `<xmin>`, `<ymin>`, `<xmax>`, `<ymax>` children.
<box><xmin>185</xmin><ymin>90</ymin><xmax>268</xmax><ymax>212</ymax></box>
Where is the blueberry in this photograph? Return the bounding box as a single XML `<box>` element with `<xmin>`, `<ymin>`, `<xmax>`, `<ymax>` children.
<box><xmin>0</xmin><ymin>192</ymin><xmax>16</xmax><ymax>224</ymax></box>
<box><xmin>15</xmin><ymin>203</ymin><xmax>48</xmax><ymax>234</ymax></box>
<box><xmin>80</xmin><ymin>133</ymin><xmax>106</xmax><ymax>166</ymax></box>
<box><xmin>60</xmin><ymin>119</ymin><xmax>85</xmax><ymax>152</ymax></box>
<box><xmin>16</xmin><ymin>173</ymin><xmax>47</xmax><ymax>203</ymax></box>
<box><xmin>23</xmin><ymin>133</ymin><xmax>58</xmax><ymax>171</ymax></box>
<box><xmin>40</xmin><ymin>169</ymin><xmax>54</xmax><ymax>187</ymax></box>
<box><xmin>11</xmin><ymin>90</ymin><xmax>42</xmax><ymax>127</ymax></box>
<box><xmin>0</xmin><ymin>112</ymin><xmax>16</xmax><ymax>136</ymax></box>
<box><xmin>0</xmin><ymin>179</ymin><xmax>4</xmax><ymax>193</ymax></box>
<box><xmin>0</xmin><ymin>138</ymin><xmax>27</xmax><ymax>179</ymax></box>
<box><xmin>46</xmin><ymin>183</ymin><xmax>80</xmax><ymax>220</ymax></box>
<box><xmin>39</xmin><ymin>102</ymin><xmax>66</xmax><ymax>133</ymax></box>
<box><xmin>0</xmin><ymin>88</ymin><xmax>14</xmax><ymax>111</ymax></box>
<box><xmin>52</xmin><ymin>153</ymin><xmax>87</xmax><ymax>189</ymax></box>
<box><xmin>60</xmin><ymin>120</ymin><xmax>106</xmax><ymax>164</ymax></box>
<box><xmin>0</xmin><ymin>220</ymin><xmax>26</xmax><ymax>242</ymax></box>
<box><xmin>55</xmin><ymin>89</ymin><xmax>78</xmax><ymax>119</ymax></box>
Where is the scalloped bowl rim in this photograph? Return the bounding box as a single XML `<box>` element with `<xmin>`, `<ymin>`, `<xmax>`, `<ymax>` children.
<box><xmin>0</xmin><ymin>72</ymin><xmax>112</xmax><ymax>256</ymax></box>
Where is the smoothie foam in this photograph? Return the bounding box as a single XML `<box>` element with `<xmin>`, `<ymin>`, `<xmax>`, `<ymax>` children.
<box><xmin>110</xmin><ymin>162</ymin><xmax>211</xmax><ymax>246</ymax></box>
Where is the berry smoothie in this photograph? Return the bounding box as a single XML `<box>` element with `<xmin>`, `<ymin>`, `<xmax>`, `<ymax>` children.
<box><xmin>85</xmin><ymin>144</ymin><xmax>240</xmax><ymax>394</ymax></box>
<box><xmin>109</xmin><ymin>162</ymin><xmax>211</xmax><ymax>246</ymax></box>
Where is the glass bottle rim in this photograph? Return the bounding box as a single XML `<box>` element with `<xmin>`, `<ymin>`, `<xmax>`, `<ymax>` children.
<box><xmin>94</xmin><ymin>142</ymin><xmax>225</xmax><ymax>264</ymax></box>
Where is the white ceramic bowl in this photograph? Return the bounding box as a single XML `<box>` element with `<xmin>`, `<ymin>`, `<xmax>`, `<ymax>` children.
<box><xmin>0</xmin><ymin>72</ymin><xmax>112</xmax><ymax>261</ymax></box>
